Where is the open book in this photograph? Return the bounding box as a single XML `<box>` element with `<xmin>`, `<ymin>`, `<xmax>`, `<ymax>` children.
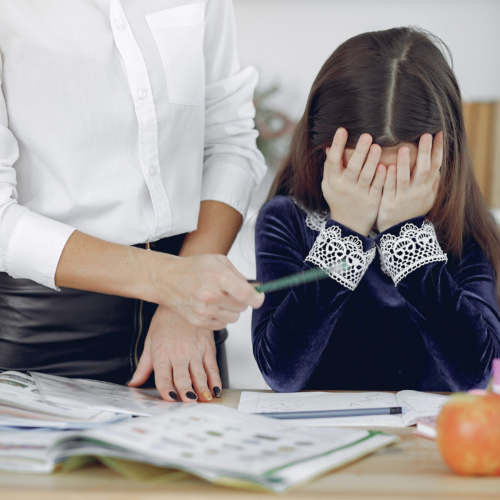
<box><xmin>0</xmin><ymin>404</ymin><xmax>397</xmax><ymax>492</ymax></box>
<box><xmin>0</xmin><ymin>372</ymin><xmax>124</xmax><ymax>429</ymax></box>
<box><xmin>238</xmin><ymin>391</ymin><xmax>449</xmax><ymax>427</ymax></box>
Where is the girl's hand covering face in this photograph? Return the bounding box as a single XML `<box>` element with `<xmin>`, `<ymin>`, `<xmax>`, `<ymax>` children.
<box><xmin>376</xmin><ymin>132</ymin><xmax>443</xmax><ymax>233</ymax></box>
<box><xmin>322</xmin><ymin>128</ymin><xmax>387</xmax><ymax>236</ymax></box>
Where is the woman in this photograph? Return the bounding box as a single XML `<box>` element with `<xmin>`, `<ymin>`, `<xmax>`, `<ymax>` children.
<box><xmin>0</xmin><ymin>0</ymin><xmax>265</xmax><ymax>402</ymax></box>
<box><xmin>252</xmin><ymin>27</ymin><xmax>500</xmax><ymax>393</ymax></box>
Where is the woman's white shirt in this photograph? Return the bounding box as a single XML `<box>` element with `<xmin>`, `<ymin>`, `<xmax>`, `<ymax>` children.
<box><xmin>0</xmin><ymin>0</ymin><xmax>266</xmax><ymax>289</ymax></box>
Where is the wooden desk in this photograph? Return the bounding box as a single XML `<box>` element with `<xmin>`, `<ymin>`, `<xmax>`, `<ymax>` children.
<box><xmin>0</xmin><ymin>390</ymin><xmax>499</xmax><ymax>500</ymax></box>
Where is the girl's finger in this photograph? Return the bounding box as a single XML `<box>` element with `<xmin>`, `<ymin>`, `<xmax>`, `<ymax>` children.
<box><xmin>189</xmin><ymin>357</ymin><xmax>212</xmax><ymax>402</ymax></box>
<box><xmin>154</xmin><ymin>359</ymin><xmax>180</xmax><ymax>402</ymax></box>
<box><xmin>413</xmin><ymin>133</ymin><xmax>433</xmax><ymax>183</ymax></box>
<box><xmin>358</xmin><ymin>144</ymin><xmax>382</xmax><ymax>189</ymax></box>
<box><xmin>370</xmin><ymin>163</ymin><xmax>387</xmax><ymax>195</ymax></box>
<box><xmin>325</xmin><ymin>128</ymin><xmax>348</xmax><ymax>180</ymax></box>
<box><xmin>172</xmin><ymin>360</ymin><xmax>198</xmax><ymax>403</ymax></box>
<box><xmin>427</xmin><ymin>131</ymin><xmax>444</xmax><ymax>184</ymax></box>
<box><xmin>396</xmin><ymin>147</ymin><xmax>411</xmax><ymax>191</ymax></box>
<box><xmin>204</xmin><ymin>350</ymin><xmax>222</xmax><ymax>398</ymax></box>
<box><xmin>343</xmin><ymin>133</ymin><xmax>373</xmax><ymax>183</ymax></box>
<box><xmin>383</xmin><ymin>165</ymin><xmax>397</xmax><ymax>201</ymax></box>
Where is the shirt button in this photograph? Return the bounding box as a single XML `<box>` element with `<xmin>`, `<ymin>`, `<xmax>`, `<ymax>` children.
<box><xmin>148</xmin><ymin>166</ymin><xmax>157</xmax><ymax>176</ymax></box>
<box><xmin>115</xmin><ymin>18</ymin><xmax>125</xmax><ymax>29</ymax></box>
<box><xmin>138</xmin><ymin>89</ymin><xmax>148</xmax><ymax>100</ymax></box>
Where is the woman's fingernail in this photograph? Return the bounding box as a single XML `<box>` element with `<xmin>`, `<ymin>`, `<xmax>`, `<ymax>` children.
<box><xmin>186</xmin><ymin>391</ymin><xmax>197</xmax><ymax>400</ymax></box>
<box><xmin>169</xmin><ymin>391</ymin><xmax>178</xmax><ymax>401</ymax></box>
<box><xmin>213</xmin><ymin>387</ymin><xmax>221</xmax><ymax>398</ymax></box>
<box><xmin>202</xmin><ymin>391</ymin><xmax>212</xmax><ymax>401</ymax></box>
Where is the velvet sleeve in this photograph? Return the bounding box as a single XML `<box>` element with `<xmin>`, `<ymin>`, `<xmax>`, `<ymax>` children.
<box><xmin>252</xmin><ymin>196</ymin><xmax>374</xmax><ymax>392</ymax></box>
<box><xmin>376</xmin><ymin>216</ymin><xmax>500</xmax><ymax>391</ymax></box>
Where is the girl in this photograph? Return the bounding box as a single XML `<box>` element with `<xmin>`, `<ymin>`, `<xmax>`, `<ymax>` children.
<box><xmin>252</xmin><ymin>27</ymin><xmax>500</xmax><ymax>393</ymax></box>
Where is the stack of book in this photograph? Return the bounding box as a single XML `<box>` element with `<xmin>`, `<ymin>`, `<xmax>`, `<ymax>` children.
<box><xmin>0</xmin><ymin>372</ymin><xmax>398</xmax><ymax>492</ymax></box>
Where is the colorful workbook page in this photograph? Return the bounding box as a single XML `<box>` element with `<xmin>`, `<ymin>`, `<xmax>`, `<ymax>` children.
<box><xmin>84</xmin><ymin>405</ymin><xmax>373</xmax><ymax>476</ymax></box>
<box><xmin>0</xmin><ymin>405</ymin><xmax>398</xmax><ymax>492</ymax></box>
<box><xmin>238</xmin><ymin>391</ymin><xmax>448</xmax><ymax>427</ymax></box>
<box><xmin>0</xmin><ymin>372</ymin><xmax>120</xmax><ymax>424</ymax></box>
<box><xmin>31</xmin><ymin>372</ymin><xmax>177</xmax><ymax>416</ymax></box>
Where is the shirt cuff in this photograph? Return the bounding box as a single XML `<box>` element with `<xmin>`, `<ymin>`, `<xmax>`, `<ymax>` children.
<box><xmin>305</xmin><ymin>219</ymin><xmax>376</xmax><ymax>291</ymax></box>
<box><xmin>200</xmin><ymin>161</ymin><xmax>257</xmax><ymax>216</ymax></box>
<box><xmin>6</xmin><ymin>211</ymin><xmax>76</xmax><ymax>290</ymax></box>
<box><xmin>375</xmin><ymin>217</ymin><xmax>447</xmax><ymax>286</ymax></box>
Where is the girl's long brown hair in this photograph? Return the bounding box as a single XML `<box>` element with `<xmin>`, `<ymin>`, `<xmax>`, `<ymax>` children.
<box><xmin>269</xmin><ymin>27</ymin><xmax>500</xmax><ymax>299</ymax></box>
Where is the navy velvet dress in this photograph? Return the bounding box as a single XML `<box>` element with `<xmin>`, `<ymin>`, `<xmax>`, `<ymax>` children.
<box><xmin>252</xmin><ymin>195</ymin><xmax>500</xmax><ymax>392</ymax></box>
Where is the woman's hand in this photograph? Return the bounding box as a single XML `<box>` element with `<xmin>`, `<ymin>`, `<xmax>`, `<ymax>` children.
<box><xmin>128</xmin><ymin>306</ymin><xmax>221</xmax><ymax>403</ymax></box>
<box><xmin>153</xmin><ymin>253</ymin><xmax>264</xmax><ymax>331</ymax></box>
<box><xmin>376</xmin><ymin>132</ymin><xmax>443</xmax><ymax>233</ymax></box>
<box><xmin>322</xmin><ymin>128</ymin><xmax>387</xmax><ymax>236</ymax></box>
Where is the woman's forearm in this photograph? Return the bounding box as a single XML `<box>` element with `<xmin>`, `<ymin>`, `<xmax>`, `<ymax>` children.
<box><xmin>179</xmin><ymin>200</ymin><xmax>243</xmax><ymax>257</ymax></box>
<box><xmin>54</xmin><ymin>230</ymin><xmax>175</xmax><ymax>303</ymax></box>
<box><xmin>55</xmin><ymin>223</ymin><xmax>263</xmax><ymax>330</ymax></box>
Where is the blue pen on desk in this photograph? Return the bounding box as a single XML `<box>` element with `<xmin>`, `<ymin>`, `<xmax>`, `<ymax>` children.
<box><xmin>260</xmin><ymin>406</ymin><xmax>406</xmax><ymax>420</ymax></box>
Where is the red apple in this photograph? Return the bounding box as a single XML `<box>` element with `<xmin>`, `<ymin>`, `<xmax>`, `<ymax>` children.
<box><xmin>437</xmin><ymin>393</ymin><xmax>500</xmax><ymax>476</ymax></box>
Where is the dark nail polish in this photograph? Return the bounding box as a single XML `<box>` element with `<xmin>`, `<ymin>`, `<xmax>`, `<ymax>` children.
<box><xmin>169</xmin><ymin>391</ymin><xmax>178</xmax><ymax>401</ymax></box>
<box><xmin>213</xmin><ymin>386</ymin><xmax>221</xmax><ymax>398</ymax></box>
<box><xmin>186</xmin><ymin>391</ymin><xmax>197</xmax><ymax>400</ymax></box>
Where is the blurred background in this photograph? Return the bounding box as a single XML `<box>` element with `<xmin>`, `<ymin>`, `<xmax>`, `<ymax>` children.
<box><xmin>225</xmin><ymin>0</ymin><xmax>500</xmax><ymax>389</ymax></box>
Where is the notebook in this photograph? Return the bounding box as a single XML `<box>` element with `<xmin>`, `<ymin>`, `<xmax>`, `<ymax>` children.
<box><xmin>0</xmin><ymin>404</ymin><xmax>398</xmax><ymax>492</ymax></box>
<box><xmin>238</xmin><ymin>390</ymin><xmax>448</xmax><ymax>427</ymax></box>
<box><xmin>414</xmin><ymin>415</ymin><xmax>438</xmax><ymax>439</ymax></box>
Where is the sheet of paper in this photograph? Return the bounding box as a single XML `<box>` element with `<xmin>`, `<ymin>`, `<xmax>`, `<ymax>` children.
<box><xmin>85</xmin><ymin>404</ymin><xmax>371</xmax><ymax>477</ymax></box>
<box><xmin>0</xmin><ymin>372</ymin><xmax>119</xmax><ymax>423</ymax></box>
<box><xmin>238</xmin><ymin>391</ymin><xmax>450</xmax><ymax>427</ymax></box>
<box><xmin>397</xmin><ymin>390</ymin><xmax>449</xmax><ymax>426</ymax></box>
<box><xmin>31</xmin><ymin>372</ymin><xmax>178</xmax><ymax>416</ymax></box>
<box><xmin>238</xmin><ymin>391</ymin><xmax>407</xmax><ymax>427</ymax></box>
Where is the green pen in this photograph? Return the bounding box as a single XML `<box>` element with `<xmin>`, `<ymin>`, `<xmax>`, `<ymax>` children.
<box><xmin>249</xmin><ymin>262</ymin><xmax>348</xmax><ymax>294</ymax></box>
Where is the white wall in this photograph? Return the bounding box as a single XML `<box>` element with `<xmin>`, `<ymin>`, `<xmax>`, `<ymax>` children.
<box><xmin>234</xmin><ymin>0</ymin><xmax>500</xmax><ymax>120</ymax></box>
<box><xmin>225</xmin><ymin>0</ymin><xmax>500</xmax><ymax>389</ymax></box>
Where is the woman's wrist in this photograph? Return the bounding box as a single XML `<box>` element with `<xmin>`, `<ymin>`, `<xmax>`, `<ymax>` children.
<box><xmin>137</xmin><ymin>249</ymin><xmax>181</xmax><ymax>306</ymax></box>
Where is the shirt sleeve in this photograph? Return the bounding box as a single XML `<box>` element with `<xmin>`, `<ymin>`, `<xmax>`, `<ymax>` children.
<box><xmin>201</xmin><ymin>0</ymin><xmax>267</xmax><ymax>216</ymax></box>
<box><xmin>376</xmin><ymin>216</ymin><xmax>500</xmax><ymax>391</ymax></box>
<box><xmin>252</xmin><ymin>196</ymin><xmax>375</xmax><ymax>392</ymax></box>
<box><xmin>0</xmin><ymin>54</ymin><xmax>75</xmax><ymax>290</ymax></box>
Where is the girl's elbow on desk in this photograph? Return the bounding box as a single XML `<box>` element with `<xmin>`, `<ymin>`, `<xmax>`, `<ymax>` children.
<box><xmin>261</xmin><ymin>369</ymin><xmax>307</xmax><ymax>393</ymax></box>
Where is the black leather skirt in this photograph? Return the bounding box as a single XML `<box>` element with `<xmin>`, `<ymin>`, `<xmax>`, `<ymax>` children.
<box><xmin>0</xmin><ymin>234</ymin><xmax>202</xmax><ymax>385</ymax></box>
